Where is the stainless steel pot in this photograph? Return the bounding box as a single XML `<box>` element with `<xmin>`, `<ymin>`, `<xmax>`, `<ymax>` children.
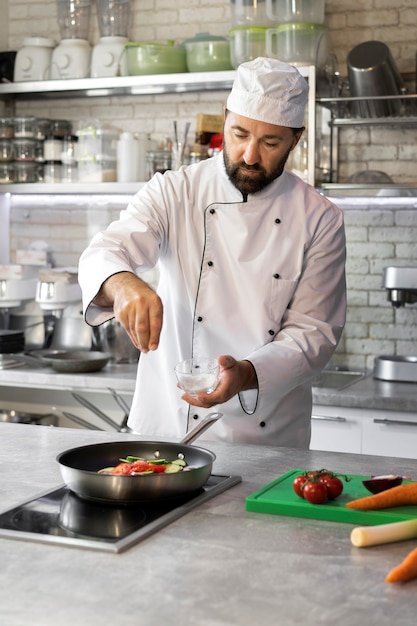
<box><xmin>56</xmin><ymin>412</ymin><xmax>222</xmax><ymax>503</ymax></box>
<box><xmin>347</xmin><ymin>40</ymin><xmax>405</xmax><ymax>117</ymax></box>
<box><xmin>93</xmin><ymin>319</ymin><xmax>140</xmax><ymax>364</ymax></box>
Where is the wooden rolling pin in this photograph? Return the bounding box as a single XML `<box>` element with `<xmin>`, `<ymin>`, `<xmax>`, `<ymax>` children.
<box><xmin>351</xmin><ymin>519</ymin><xmax>417</xmax><ymax>547</ymax></box>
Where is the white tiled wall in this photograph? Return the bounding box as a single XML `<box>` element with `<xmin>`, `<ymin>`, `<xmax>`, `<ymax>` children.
<box><xmin>2</xmin><ymin>0</ymin><xmax>417</xmax><ymax>370</ymax></box>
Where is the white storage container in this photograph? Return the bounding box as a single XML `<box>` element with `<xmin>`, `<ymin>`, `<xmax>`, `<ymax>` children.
<box><xmin>76</xmin><ymin>125</ymin><xmax>120</xmax><ymax>182</ymax></box>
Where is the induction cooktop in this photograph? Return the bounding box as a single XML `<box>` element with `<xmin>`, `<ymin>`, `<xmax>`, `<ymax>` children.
<box><xmin>0</xmin><ymin>474</ymin><xmax>241</xmax><ymax>553</ymax></box>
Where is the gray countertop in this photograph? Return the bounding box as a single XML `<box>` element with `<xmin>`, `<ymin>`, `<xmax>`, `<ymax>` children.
<box><xmin>0</xmin><ymin>422</ymin><xmax>416</xmax><ymax>626</ymax></box>
<box><xmin>312</xmin><ymin>371</ymin><xmax>417</xmax><ymax>413</ymax></box>
<box><xmin>1</xmin><ymin>363</ymin><xmax>416</xmax><ymax>414</ymax></box>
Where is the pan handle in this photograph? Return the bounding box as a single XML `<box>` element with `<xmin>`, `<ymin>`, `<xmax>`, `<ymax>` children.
<box><xmin>180</xmin><ymin>412</ymin><xmax>223</xmax><ymax>445</ymax></box>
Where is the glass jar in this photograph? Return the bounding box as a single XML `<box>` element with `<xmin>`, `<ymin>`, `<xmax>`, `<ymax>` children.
<box><xmin>0</xmin><ymin>139</ymin><xmax>14</xmax><ymax>162</ymax></box>
<box><xmin>43</xmin><ymin>135</ymin><xmax>63</xmax><ymax>161</ymax></box>
<box><xmin>146</xmin><ymin>149</ymin><xmax>172</xmax><ymax>179</ymax></box>
<box><xmin>51</xmin><ymin>119</ymin><xmax>72</xmax><ymax>138</ymax></box>
<box><xmin>35</xmin><ymin>118</ymin><xmax>52</xmax><ymax>140</ymax></box>
<box><xmin>13</xmin><ymin>116</ymin><xmax>37</xmax><ymax>138</ymax></box>
<box><xmin>14</xmin><ymin>161</ymin><xmax>38</xmax><ymax>183</ymax></box>
<box><xmin>43</xmin><ymin>160</ymin><xmax>62</xmax><ymax>183</ymax></box>
<box><xmin>13</xmin><ymin>138</ymin><xmax>38</xmax><ymax>161</ymax></box>
<box><xmin>62</xmin><ymin>161</ymin><xmax>78</xmax><ymax>183</ymax></box>
<box><xmin>0</xmin><ymin>117</ymin><xmax>14</xmax><ymax>139</ymax></box>
<box><xmin>0</xmin><ymin>163</ymin><xmax>15</xmax><ymax>184</ymax></box>
<box><xmin>61</xmin><ymin>135</ymin><xmax>78</xmax><ymax>164</ymax></box>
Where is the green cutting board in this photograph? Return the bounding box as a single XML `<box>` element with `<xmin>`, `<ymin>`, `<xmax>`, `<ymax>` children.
<box><xmin>246</xmin><ymin>469</ymin><xmax>417</xmax><ymax>526</ymax></box>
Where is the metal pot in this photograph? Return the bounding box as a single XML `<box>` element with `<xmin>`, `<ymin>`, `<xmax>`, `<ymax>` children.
<box><xmin>56</xmin><ymin>412</ymin><xmax>222</xmax><ymax>503</ymax></box>
<box><xmin>93</xmin><ymin>319</ymin><xmax>140</xmax><ymax>364</ymax></box>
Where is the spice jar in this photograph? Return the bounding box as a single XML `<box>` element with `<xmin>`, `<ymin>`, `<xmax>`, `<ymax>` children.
<box><xmin>0</xmin><ymin>139</ymin><xmax>14</xmax><ymax>162</ymax></box>
<box><xmin>35</xmin><ymin>118</ymin><xmax>52</xmax><ymax>140</ymax></box>
<box><xmin>61</xmin><ymin>135</ymin><xmax>78</xmax><ymax>164</ymax></box>
<box><xmin>43</xmin><ymin>135</ymin><xmax>63</xmax><ymax>161</ymax></box>
<box><xmin>43</xmin><ymin>160</ymin><xmax>62</xmax><ymax>183</ymax></box>
<box><xmin>14</xmin><ymin>161</ymin><xmax>38</xmax><ymax>183</ymax></box>
<box><xmin>0</xmin><ymin>117</ymin><xmax>14</xmax><ymax>139</ymax></box>
<box><xmin>51</xmin><ymin>119</ymin><xmax>72</xmax><ymax>138</ymax></box>
<box><xmin>0</xmin><ymin>163</ymin><xmax>15</xmax><ymax>184</ymax></box>
<box><xmin>13</xmin><ymin>138</ymin><xmax>38</xmax><ymax>161</ymax></box>
<box><xmin>13</xmin><ymin>116</ymin><xmax>37</xmax><ymax>138</ymax></box>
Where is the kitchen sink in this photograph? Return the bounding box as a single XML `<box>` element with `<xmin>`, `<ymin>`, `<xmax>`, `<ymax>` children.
<box><xmin>311</xmin><ymin>370</ymin><xmax>366</xmax><ymax>390</ymax></box>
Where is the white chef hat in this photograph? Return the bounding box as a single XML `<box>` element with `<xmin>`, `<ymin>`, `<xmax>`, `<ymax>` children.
<box><xmin>226</xmin><ymin>57</ymin><xmax>308</xmax><ymax>128</ymax></box>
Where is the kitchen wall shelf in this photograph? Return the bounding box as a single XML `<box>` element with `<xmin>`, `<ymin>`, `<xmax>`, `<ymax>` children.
<box><xmin>0</xmin><ymin>71</ymin><xmax>237</xmax><ymax>100</ymax></box>
<box><xmin>0</xmin><ymin>66</ymin><xmax>317</xmax><ymax>189</ymax></box>
<box><xmin>316</xmin><ymin>92</ymin><xmax>417</xmax><ymax>182</ymax></box>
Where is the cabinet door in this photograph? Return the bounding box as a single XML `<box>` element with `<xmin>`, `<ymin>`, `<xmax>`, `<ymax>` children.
<box><xmin>362</xmin><ymin>410</ymin><xmax>417</xmax><ymax>460</ymax></box>
<box><xmin>310</xmin><ymin>405</ymin><xmax>362</xmax><ymax>453</ymax></box>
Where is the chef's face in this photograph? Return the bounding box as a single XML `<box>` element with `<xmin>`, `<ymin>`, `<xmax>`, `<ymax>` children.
<box><xmin>223</xmin><ymin>110</ymin><xmax>303</xmax><ymax>195</ymax></box>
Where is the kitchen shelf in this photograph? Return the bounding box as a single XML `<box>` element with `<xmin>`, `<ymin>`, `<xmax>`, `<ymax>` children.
<box><xmin>0</xmin><ymin>71</ymin><xmax>237</xmax><ymax>99</ymax></box>
<box><xmin>316</xmin><ymin>92</ymin><xmax>417</xmax><ymax>183</ymax></box>
<box><xmin>0</xmin><ymin>66</ymin><xmax>317</xmax><ymax>186</ymax></box>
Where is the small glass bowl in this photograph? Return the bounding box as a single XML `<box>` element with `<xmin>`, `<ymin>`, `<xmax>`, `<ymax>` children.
<box><xmin>174</xmin><ymin>357</ymin><xmax>220</xmax><ymax>397</ymax></box>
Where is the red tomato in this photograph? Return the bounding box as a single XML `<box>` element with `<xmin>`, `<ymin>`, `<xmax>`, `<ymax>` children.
<box><xmin>302</xmin><ymin>481</ymin><xmax>327</xmax><ymax>504</ymax></box>
<box><xmin>293</xmin><ymin>474</ymin><xmax>308</xmax><ymax>498</ymax></box>
<box><xmin>150</xmin><ymin>464</ymin><xmax>166</xmax><ymax>473</ymax></box>
<box><xmin>318</xmin><ymin>474</ymin><xmax>343</xmax><ymax>499</ymax></box>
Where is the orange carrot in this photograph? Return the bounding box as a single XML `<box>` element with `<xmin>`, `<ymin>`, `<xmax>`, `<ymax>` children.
<box><xmin>386</xmin><ymin>546</ymin><xmax>417</xmax><ymax>583</ymax></box>
<box><xmin>346</xmin><ymin>482</ymin><xmax>417</xmax><ymax>510</ymax></box>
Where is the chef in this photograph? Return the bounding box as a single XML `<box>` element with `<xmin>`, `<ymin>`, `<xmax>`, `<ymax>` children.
<box><xmin>78</xmin><ymin>57</ymin><xmax>346</xmax><ymax>447</ymax></box>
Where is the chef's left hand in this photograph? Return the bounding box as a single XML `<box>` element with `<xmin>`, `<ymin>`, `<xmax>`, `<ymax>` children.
<box><xmin>180</xmin><ymin>354</ymin><xmax>258</xmax><ymax>408</ymax></box>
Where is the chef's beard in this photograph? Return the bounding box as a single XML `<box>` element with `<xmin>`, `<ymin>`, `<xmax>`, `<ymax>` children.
<box><xmin>223</xmin><ymin>143</ymin><xmax>292</xmax><ymax>196</ymax></box>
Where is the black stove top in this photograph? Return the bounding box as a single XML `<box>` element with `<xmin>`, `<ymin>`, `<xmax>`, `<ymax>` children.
<box><xmin>0</xmin><ymin>475</ymin><xmax>241</xmax><ymax>553</ymax></box>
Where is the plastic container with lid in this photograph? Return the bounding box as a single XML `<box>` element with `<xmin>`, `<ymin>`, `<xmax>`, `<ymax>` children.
<box><xmin>266</xmin><ymin>22</ymin><xmax>326</xmax><ymax>66</ymax></box>
<box><xmin>77</xmin><ymin>156</ymin><xmax>117</xmax><ymax>183</ymax></box>
<box><xmin>230</xmin><ymin>0</ymin><xmax>273</xmax><ymax>28</ymax></box>
<box><xmin>0</xmin><ymin>118</ymin><xmax>14</xmax><ymax>139</ymax></box>
<box><xmin>13</xmin><ymin>116</ymin><xmax>37</xmax><ymax>138</ymax></box>
<box><xmin>182</xmin><ymin>33</ymin><xmax>233</xmax><ymax>72</ymax></box>
<box><xmin>266</xmin><ymin>0</ymin><xmax>325</xmax><ymax>24</ymax></box>
<box><xmin>229</xmin><ymin>26</ymin><xmax>268</xmax><ymax>69</ymax></box>
<box><xmin>0</xmin><ymin>139</ymin><xmax>14</xmax><ymax>162</ymax></box>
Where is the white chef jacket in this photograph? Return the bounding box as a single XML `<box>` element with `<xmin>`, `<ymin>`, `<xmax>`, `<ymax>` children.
<box><xmin>79</xmin><ymin>153</ymin><xmax>346</xmax><ymax>448</ymax></box>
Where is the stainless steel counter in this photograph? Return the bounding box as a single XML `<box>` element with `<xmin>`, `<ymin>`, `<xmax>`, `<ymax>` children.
<box><xmin>0</xmin><ymin>422</ymin><xmax>416</xmax><ymax>626</ymax></box>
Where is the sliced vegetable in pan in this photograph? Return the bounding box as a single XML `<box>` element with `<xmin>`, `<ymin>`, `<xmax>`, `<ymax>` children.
<box><xmin>98</xmin><ymin>455</ymin><xmax>188</xmax><ymax>476</ymax></box>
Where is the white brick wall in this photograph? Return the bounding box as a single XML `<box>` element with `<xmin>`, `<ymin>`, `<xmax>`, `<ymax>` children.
<box><xmin>3</xmin><ymin>0</ymin><xmax>417</xmax><ymax>370</ymax></box>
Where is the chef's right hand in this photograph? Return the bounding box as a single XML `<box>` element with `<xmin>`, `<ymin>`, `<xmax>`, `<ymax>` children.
<box><xmin>96</xmin><ymin>271</ymin><xmax>163</xmax><ymax>353</ymax></box>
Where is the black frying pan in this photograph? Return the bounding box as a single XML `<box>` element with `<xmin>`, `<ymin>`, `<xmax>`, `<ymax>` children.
<box><xmin>56</xmin><ymin>412</ymin><xmax>222</xmax><ymax>504</ymax></box>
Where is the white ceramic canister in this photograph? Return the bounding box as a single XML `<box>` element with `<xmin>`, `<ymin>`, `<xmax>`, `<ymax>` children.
<box><xmin>14</xmin><ymin>37</ymin><xmax>55</xmax><ymax>82</ymax></box>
